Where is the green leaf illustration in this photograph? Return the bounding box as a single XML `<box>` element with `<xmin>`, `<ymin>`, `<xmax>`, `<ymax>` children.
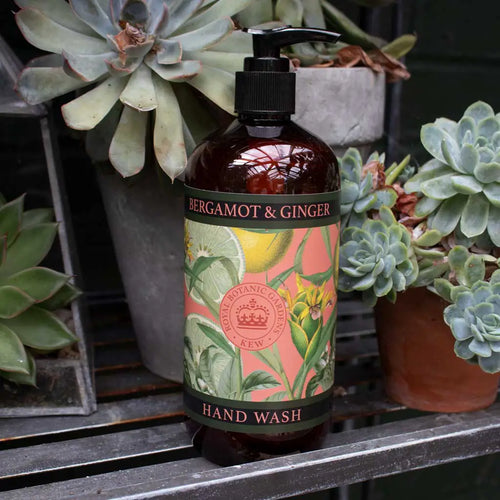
<box><xmin>264</xmin><ymin>391</ymin><xmax>287</xmax><ymax>402</ymax></box>
<box><xmin>197</xmin><ymin>322</ymin><xmax>235</xmax><ymax>357</ymax></box>
<box><xmin>241</xmin><ymin>370</ymin><xmax>280</xmax><ymax>394</ymax></box>
<box><xmin>268</xmin><ymin>265</ymin><xmax>295</xmax><ymax>290</ymax></box>
<box><xmin>251</xmin><ymin>348</ymin><xmax>282</xmax><ymax>374</ymax></box>
<box><xmin>321</xmin><ymin>226</ymin><xmax>333</xmax><ymax>264</ymax></box>
<box><xmin>294</xmin><ymin>228</ymin><xmax>312</xmax><ymax>274</ymax></box>
<box><xmin>300</xmin><ymin>267</ymin><xmax>333</xmax><ymax>286</ymax></box>
<box><xmin>290</xmin><ymin>320</ymin><xmax>309</xmax><ymax>358</ymax></box>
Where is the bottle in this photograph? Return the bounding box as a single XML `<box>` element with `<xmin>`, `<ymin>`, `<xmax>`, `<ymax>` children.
<box><xmin>183</xmin><ymin>26</ymin><xmax>341</xmax><ymax>466</ymax></box>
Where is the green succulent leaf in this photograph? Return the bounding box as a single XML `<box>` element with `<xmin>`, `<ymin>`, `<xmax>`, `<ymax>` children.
<box><xmin>448</xmin><ymin>246</ymin><xmax>469</xmax><ymax>272</ymax></box>
<box><xmin>62</xmin><ymin>77</ymin><xmax>128</xmax><ymax>130</ymax></box>
<box><xmin>0</xmin><ymin>348</ymin><xmax>36</xmax><ymax>387</ymax></box>
<box><xmin>414</xmin><ymin>229</ymin><xmax>442</xmax><ymax>247</ymax></box>
<box><xmin>15</xmin><ymin>0</ymin><xmax>97</xmax><ymax>36</ymax></box>
<box><xmin>237</xmin><ymin>0</ymin><xmax>274</xmax><ymax>27</ymax></box>
<box><xmin>39</xmin><ymin>282</ymin><xmax>81</xmax><ymax>310</ymax></box>
<box><xmin>0</xmin><ymin>306</ymin><xmax>77</xmax><ymax>351</ymax></box>
<box><xmin>420</xmin><ymin>174</ymin><xmax>459</xmax><ymax>200</ymax></box>
<box><xmin>5</xmin><ymin>267</ymin><xmax>70</xmax><ymax>303</ymax></box>
<box><xmin>153</xmin><ymin>76</ymin><xmax>187</xmax><ymax>181</ymax></box>
<box><xmin>456</xmin><ymin>117</ymin><xmax>477</xmax><ymax>145</ymax></box>
<box><xmin>188</xmin><ymin>66</ymin><xmax>235</xmax><ymax>115</ymax></box>
<box><xmin>182</xmin><ymin>0</ymin><xmax>252</xmax><ymax>32</ymax></box>
<box><xmin>321</xmin><ymin>0</ymin><xmax>385</xmax><ymax>49</ymax></box>
<box><xmin>0</xmin><ymin>323</ymin><xmax>29</xmax><ymax>374</ymax></box>
<box><xmin>414</xmin><ymin>196</ymin><xmax>441</xmax><ymax>218</ymax></box>
<box><xmin>464</xmin><ymin>101</ymin><xmax>495</xmax><ymax>123</ymax></box>
<box><xmin>381</xmin><ymin>34</ymin><xmax>417</xmax><ymax>59</ymax></box>
<box><xmin>460</xmin><ymin>193</ymin><xmax>489</xmax><ymax>238</ymax></box>
<box><xmin>171</xmin><ymin>17</ymin><xmax>234</xmax><ymax>51</ymax></box>
<box><xmin>451</xmin><ymin>174</ymin><xmax>483</xmax><ymax>195</ymax></box>
<box><xmin>0</xmin><ymin>223</ymin><xmax>58</xmax><ymax>280</ymax></box>
<box><xmin>463</xmin><ymin>255</ymin><xmax>486</xmax><ymax>286</ymax></box>
<box><xmin>0</xmin><ymin>195</ymin><xmax>24</xmax><ymax>247</ymax></box>
<box><xmin>62</xmin><ymin>50</ymin><xmax>112</xmax><ymax>82</ymax></box>
<box><xmin>21</xmin><ymin>209</ymin><xmax>54</xmax><ymax>229</ymax></box>
<box><xmin>109</xmin><ymin>104</ymin><xmax>148</xmax><ymax>178</ymax></box>
<box><xmin>483</xmin><ymin>183</ymin><xmax>500</xmax><ymax>207</ymax></box>
<box><xmin>16</xmin><ymin>7</ymin><xmax>108</xmax><ymax>55</ymax></box>
<box><xmin>120</xmin><ymin>64</ymin><xmax>157</xmax><ymax>111</ymax></box>
<box><xmin>276</xmin><ymin>0</ymin><xmax>304</xmax><ymax>26</ymax></box>
<box><xmin>184</xmin><ymin>50</ymin><xmax>247</xmax><ymax>73</ymax></box>
<box><xmin>487</xmin><ymin>205</ymin><xmax>500</xmax><ymax>247</ymax></box>
<box><xmin>474</xmin><ymin>162</ymin><xmax>500</xmax><ymax>184</ymax></box>
<box><xmin>69</xmin><ymin>0</ymin><xmax>117</xmax><ymax>38</ymax></box>
<box><xmin>420</xmin><ymin>124</ymin><xmax>449</xmax><ymax>164</ymax></box>
<box><xmin>0</xmin><ymin>286</ymin><xmax>35</xmax><ymax>319</ymax></box>
<box><xmin>17</xmin><ymin>65</ymin><xmax>89</xmax><ymax>105</ymax></box>
<box><xmin>429</xmin><ymin>195</ymin><xmax>467</xmax><ymax>235</ymax></box>
<box><xmin>434</xmin><ymin>278</ymin><xmax>454</xmax><ymax>303</ymax></box>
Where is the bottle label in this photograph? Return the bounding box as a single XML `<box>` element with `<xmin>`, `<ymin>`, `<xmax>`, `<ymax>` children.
<box><xmin>183</xmin><ymin>186</ymin><xmax>340</xmax><ymax>433</ymax></box>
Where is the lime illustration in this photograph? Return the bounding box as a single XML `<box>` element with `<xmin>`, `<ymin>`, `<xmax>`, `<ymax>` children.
<box><xmin>232</xmin><ymin>228</ymin><xmax>293</xmax><ymax>273</ymax></box>
<box><xmin>184</xmin><ymin>314</ymin><xmax>234</xmax><ymax>393</ymax></box>
<box><xmin>185</xmin><ymin>220</ymin><xmax>245</xmax><ymax>304</ymax></box>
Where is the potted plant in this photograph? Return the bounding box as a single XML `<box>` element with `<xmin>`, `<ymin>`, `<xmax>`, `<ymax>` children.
<box><xmin>0</xmin><ymin>193</ymin><xmax>79</xmax><ymax>391</ymax></box>
<box><xmin>236</xmin><ymin>0</ymin><xmax>416</xmax><ymax>151</ymax></box>
<box><xmin>337</xmin><ymin>100</ymin><xmax>500</xmax><ymax>412</ymax></box>
<box><xmin>12</xmin><ymin>0</ymin><xmax>415</xmax><ymax>383</ymax></box>
<box><xmin>13</xmin><ymin>0</ymin><xmax>255</xmax><ymax>381</ymax></box>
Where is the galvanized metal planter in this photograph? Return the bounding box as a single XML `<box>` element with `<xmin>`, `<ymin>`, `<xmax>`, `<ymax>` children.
<box><xmin>0</xmin><ymin>36</ymin><xmax>95</xmax><ymax>416</ymax></box>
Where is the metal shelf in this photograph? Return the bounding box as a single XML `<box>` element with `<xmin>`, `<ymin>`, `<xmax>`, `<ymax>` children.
<box><xmin>0</xmin><ymin>297</ymin><xmax>498</xmax><ymax>499</ymax></box>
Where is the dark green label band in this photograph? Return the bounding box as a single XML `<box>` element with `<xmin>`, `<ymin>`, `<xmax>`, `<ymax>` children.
<box><xmin>185</xmin><ymin>186</ymin><xmax>340</xmax><ymax>229</ymax></box>
<box><xmin>184</xmin><ymin>385</ymin><xmax>333</xmax><ymax>434</ymax></box>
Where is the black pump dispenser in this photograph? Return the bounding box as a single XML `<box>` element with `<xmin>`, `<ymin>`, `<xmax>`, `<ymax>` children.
<box><xmin>235</xmin><ymin>26</ymin><xmax>340</xmax><ymax>116</ymax></box>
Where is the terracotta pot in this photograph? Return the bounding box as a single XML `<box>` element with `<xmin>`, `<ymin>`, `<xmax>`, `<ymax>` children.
<box><xmin>375</xmin><ymin>288</ymin><xmax>500</xmax><ymax>412</ymax></box>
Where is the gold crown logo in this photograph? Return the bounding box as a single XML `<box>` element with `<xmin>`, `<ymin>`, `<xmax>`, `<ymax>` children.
<box><xmin>236</xmin><ymin>299</ymin><xmax>269</xmax><ymax>329</ymax></box>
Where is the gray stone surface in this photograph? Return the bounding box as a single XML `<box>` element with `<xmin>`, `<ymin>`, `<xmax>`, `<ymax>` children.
<box><xmin>295</xmin><ymin>67</ymin><xmax>386</xmax><ymax>147</ymax></box>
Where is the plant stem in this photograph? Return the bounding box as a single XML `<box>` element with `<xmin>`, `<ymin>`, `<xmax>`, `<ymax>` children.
<box><xmin>385</xmin><ymin>154</ymin><xmax>411</xmax><ymax>185</ymax></box>
<box><xmin>235</xmin><ymin>347</ymin><xmax>243</xmax><ymax>399</ymax></box>
<box><xmin>279</xmin><ymin>367</ymin><xmax>294</xmax><ymax>401</ymax></box>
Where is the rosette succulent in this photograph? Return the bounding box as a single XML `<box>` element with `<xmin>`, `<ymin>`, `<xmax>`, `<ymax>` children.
<box><xmin>339</xmin><ymin>206</ymin><xmax>418</xmax><ymax>306</ymax></box>
<box><xmin>433</xmin><ymin>246</ymin><xmax>500</xmax><ymax>373</ymax></box>
<box><xmin>0</xmin><ymin>194</ymin><xmax>79</xmax><ymax>386</ymax></box>
<box><xmin>15</xmin><ymin>0</ymin><xmax>252</xmax><ymax>179</ymax></box>
<box><xmin>340</xmin><ymin>148</ymin><xmax>397</xmax><ymax>230</ymax></box>
<box><xmin>405</xmin><ymin>101</ymin><xmax>500</xmax><ymax>248</ymax></box>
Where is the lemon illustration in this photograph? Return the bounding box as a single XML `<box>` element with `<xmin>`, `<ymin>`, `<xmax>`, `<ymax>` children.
<box><xmin>232</xmin><ymin>228</ymin><xmax>293</xmax><ymax>273</ymax></box>
<box><xmin>185</xmin><ymin>220</ymin><xmax>245</xmax><ymax>304</ymax></box>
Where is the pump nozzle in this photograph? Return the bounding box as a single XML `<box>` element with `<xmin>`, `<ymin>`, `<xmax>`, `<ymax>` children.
<box><xmin>245</xmin><ymin>26</ymin><xmax>341</xmax><ymax>59</ymax></box>
<box><xmin>235</xmin><ymin>26</ymin><xmax>340</xmax><ymax>116</ymax></box>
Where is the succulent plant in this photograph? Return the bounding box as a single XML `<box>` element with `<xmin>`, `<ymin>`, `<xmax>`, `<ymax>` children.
<box><xmin>338</xmin><ymin>206</ymin><xmax>418</xmax><ymax>306</ymax></box>
<box><xmin>405</xmin><ymin>101</ymin><xmax>500</xmax><ymax>248</ymax></box>
<box><xmin>15</xmin><ymin>0</ymin><xmax>253</xmax><ymax>180</ymax></box>
<box><xmin>0</xmin><ymin>194</ymin><xmax>79</xmax><ymax>386</ymax></box>
<box><xmin>340</xmin><ymin>148</ymin><xmax>398</xmax><ymax>230</ymax></box>
<box><xmin>237</xmin><ymin>0</ymin><xmax>415</xmax><ymax>66</ymax></box>
<box><xmin>433</xmin><ymin>247</ymin><xmax>500</xmax><ymax>373</ymax></box>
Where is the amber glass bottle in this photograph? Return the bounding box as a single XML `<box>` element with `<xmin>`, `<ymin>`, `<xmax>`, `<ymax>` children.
<box><xmin>184</xmin><ymin>114</ymin><xmax>339</xmax><ymax>465</ymax></box>
<box><xmin>183</xmin><ymin>27</ymin><xmax>341</xmax><ymax>466</ymax></box>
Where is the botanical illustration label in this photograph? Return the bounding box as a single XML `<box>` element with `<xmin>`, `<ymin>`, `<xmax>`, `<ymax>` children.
<box><xmin>184</xmin><ymin>187</ymin><xmax>340</xmax><ymax>433</ymax></box>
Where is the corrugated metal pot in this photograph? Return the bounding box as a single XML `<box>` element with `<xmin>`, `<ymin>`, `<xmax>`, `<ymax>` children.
<box><xmin>375</xmin><ymin>288</ymin><xmax>500</xmax><ymax>412</ymax></box>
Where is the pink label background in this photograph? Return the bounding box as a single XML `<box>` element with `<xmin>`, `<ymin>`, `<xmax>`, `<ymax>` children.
<box><xmin>185</xmin><ymin>224</ymin><xmax>339</xmax><ymax>401</ymax></box>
